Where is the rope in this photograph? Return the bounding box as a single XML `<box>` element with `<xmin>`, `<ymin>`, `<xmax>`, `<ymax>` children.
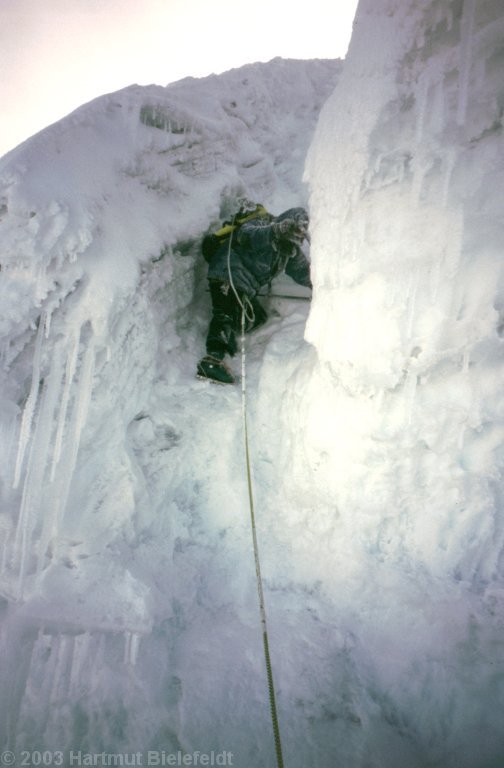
<box><xmin>240</xmin><ymin>309</ymin><xmax>285</xmax><ymax>768</ymax></box>
<box><xmin>226</xmin><ymin>215</ymin><xmax>255</xmax><ymax>325</ymax></box>
<box><xmin>226</xmin><ymin>218</ymin><xmax>285</xmax><ymax>768</ymax></box>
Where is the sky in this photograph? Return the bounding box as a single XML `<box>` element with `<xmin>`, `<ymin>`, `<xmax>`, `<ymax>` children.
<box><xmin>0</xmin><ymin>0</ymin><xmax>359</xmax><ymax>159</ymax></box>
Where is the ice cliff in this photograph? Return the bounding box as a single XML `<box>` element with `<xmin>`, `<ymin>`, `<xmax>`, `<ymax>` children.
<box><xmin>299</xmin><ymin>0</ymin><xmax>504</xmax><ymax>764</ymax></box>
<box><xmin>1</xmin><ymin>1</ymin><xmax>504</xmax><ymax>766</ymax></box>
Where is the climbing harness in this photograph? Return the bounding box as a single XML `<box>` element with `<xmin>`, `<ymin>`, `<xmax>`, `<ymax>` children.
<box><xmin>226</xmin><ymin>220</ymin><xmax>285</xmax><ymax>768</ymax></box>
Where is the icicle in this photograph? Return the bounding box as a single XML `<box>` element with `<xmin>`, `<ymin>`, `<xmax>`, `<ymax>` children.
<box><xmin>72</xmin><ymin>335</ymin><xmax>95</xmax><ymax>447</ymax></box>
<box><xmin>130</xmin><ymin>633</ymin><xmax>140</xmax><ymax>665</ymax></box>
<box><xmin>456</xmin><ymin>0</ymin><xmax>476</xmax><ymax>127</ymax></box>
<box><xmin>30</xmin><ymin>632</ymin><xmax>60</xmax><ymax>705</ymax></box>
<box><xmin>44</xmin><ymin>292</ymin><xmax>64</xmax><ymax>339</ymax></box>
<box><xmin>48</xmin><ymin>634</ymin><xmax>63</xmax><ymax>703</ymax></box>
<box><xmin>45</xmin><ymin>310</ymin><xmax>52</xmax><ymax>338</ymax></box>
<box><xmin>430</xmin><ymin>79</ymin><xmax>445</xmax><ymax>136</ymax></box>
<box><xmin>69</xmin><ymin>632</ymin><xmax>90</xmax><ymax>695</ymax></box>
<box><xmin>37</xmin><ymin>333</ymin><xmax>95</xmax><ymax>571</ymax></box>
<box><xmin>415</xmin><ymin>73</ymin><xmax>430</xmax><ymax>145</ymax></box>
<box><xmin>13</xmin><ymin>313</ymin><xmax>46</xmax><ymax>489</ymax></box>
<box><xmin>49</xmin><ymin>634</ymin><xmax>73</xmax><ymax>704</ymax></box>
<box><xmin>441</xmin><ymin>149</ymin><xmax>457</xmax><ymax>207</ymax></box>
<box><xmin>14</xmin><ymin>343</ymin><xmax>64</xmax><ymax>591</ymax></box>
<box><xmin>124</xmin><ymin>631</ymin><xmax>131</xmax><ymax>665</ymax></box>
<box><xmin>124</xmin><ymin>631</ymin><xmax>141</xmax><ymax>666</ymax></box>
<box><xmin>37</xmin><ymin>331</ymin><xmax>96</xmax><ymax>568</ymax></box>
<box><xmin>50</xmin><ymin>329</ymin><xmax>80</xmax><ymax>481</ymax></box>
<box><xmin>445</xmin><ymin>5</ymin><xmax>454</xmax><ymax>31</ymax></box>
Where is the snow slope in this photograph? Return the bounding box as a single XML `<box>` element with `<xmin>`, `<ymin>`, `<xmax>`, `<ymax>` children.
<box><xmin>1</xmin><ymin>1</ymin><xmax>504</xmax><ymax>765</ymax></box>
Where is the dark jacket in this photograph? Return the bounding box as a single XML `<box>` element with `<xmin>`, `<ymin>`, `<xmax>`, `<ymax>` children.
<box><xmin>206</xmin><ymin>207</ymin><xmax>311</xmax><ymax>296</ymax></box>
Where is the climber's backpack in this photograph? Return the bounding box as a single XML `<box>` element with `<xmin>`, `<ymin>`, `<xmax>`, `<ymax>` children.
<box><xmin>201</xmin><ymin>204</ymin><xmax>270</xmax><ymax>263</ymax></box>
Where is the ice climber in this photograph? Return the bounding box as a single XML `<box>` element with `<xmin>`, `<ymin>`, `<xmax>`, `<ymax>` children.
<box><xmin>197</xmin><ymin>200</ymin><xmax>311</xmax><ymax>384</ymax></box>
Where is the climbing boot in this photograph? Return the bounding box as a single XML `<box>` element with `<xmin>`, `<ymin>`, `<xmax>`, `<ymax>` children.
<box><xmin>196</xmin><ymin>356</ymin><xmax>236</xmax><ymax>385</ymax></box>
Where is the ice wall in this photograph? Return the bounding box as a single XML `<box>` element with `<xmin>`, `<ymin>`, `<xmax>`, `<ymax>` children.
<box><xmin>285</xmin><ymin>0</ymin><xmax>504</xmax><ymax>763</ymax></box>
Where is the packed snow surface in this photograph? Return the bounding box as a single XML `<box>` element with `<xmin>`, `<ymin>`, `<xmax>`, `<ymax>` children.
<box><xmin>1</xmin><ymin>1</ymin><xmax>504</xmax><ymax>765</ymax></box>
